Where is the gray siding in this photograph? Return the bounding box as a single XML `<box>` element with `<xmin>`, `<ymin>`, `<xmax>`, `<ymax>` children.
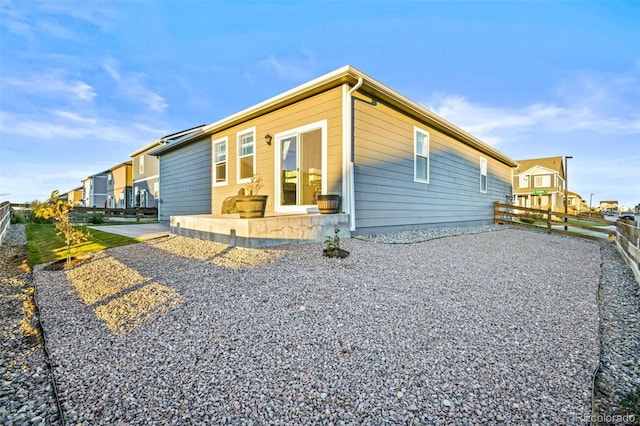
<box><xmin>352</xmin><ymin>97</ymin><xmax>512</xmax><ymax>233</ymax></box>
<box><xmin>354</xmin><ymin>149</ymin><xmax>512</xmax><ymax>232</ymax></box>
<box><xmin>157</xmin><ymin>136</ymin><xmax>211</xmax><ymax>222</ymax></box>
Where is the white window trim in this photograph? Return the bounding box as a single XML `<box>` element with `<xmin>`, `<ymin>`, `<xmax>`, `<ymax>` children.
<box><xmin>274</xmin><ymin>120</ymin><xmax>327</xmax><ymax>213</ymax></box>
<box><xmin>480</xmin><ymin>157</ymin><xmax>488</xmax><ymax>193</ymax></box>
<box><xmin>534</xmin><ymin>175</ymin><xmax>551</xmax><ymax>188</ymax></box>
<box><xmin>414</xmin><ymin>126</ymin><xmax>430</xmax><ymax>184</ymax></box>
<box><xmin>237</xmin><ymin>127</ymin><xmax>256</xmax><ymax>184</ymax></box>
<box><xmin>212</xmin><ymin>136</ymin><xmax>228</xmax><ymax>187</ymax></box>
<box><xmin>139</xmin><ymin>156</ymin><xmax>144</xmax><ymax>174</ymax></box>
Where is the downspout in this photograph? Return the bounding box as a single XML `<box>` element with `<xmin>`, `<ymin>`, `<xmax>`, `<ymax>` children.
<box><xmin>343</xmin><ymin>77</ymin><xmax>363</xmax><ymax>232</ymax></box>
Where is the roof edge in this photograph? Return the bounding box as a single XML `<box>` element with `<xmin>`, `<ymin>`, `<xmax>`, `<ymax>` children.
<box><xmin>151</xmin><ymin>65</ymin><xmax>517</xmax><ymax>167</ymax></box>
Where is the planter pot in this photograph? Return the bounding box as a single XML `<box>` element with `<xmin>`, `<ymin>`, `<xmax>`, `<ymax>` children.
<box><xmin>316</xmin><ymin>194</ymin><xmax>341</xmax><ymax>214</ymax></box>
<box><xmin>236</xmin><ymin>195</ymin><xmax>268</xmax><ymax>219</ymax></box>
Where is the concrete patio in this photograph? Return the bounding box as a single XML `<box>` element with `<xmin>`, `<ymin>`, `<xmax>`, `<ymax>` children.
<box><xmin>170</xmin><ymin>212</ymin><xmax>350</xmax><ymax>248</ymax></box>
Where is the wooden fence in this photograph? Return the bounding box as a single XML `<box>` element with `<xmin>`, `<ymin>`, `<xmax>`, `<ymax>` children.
<box><xmin>0</xmin><ymin>201</ymin><xmax>10</xmax><ymax>245</ymax></box>
<box><xmin>616</xmin><ymin>218</ymin><xmax>640</xmax><ymax>284</ymax></box>
<box><xmin>494</xmin><ymin>202</ymin><xmax>616</xmax><ymax>243</ymax></box>
<box><xmin>69</xmin><ymin>206</ymin><xmax>158</xmax><ymax>221</ymax></box>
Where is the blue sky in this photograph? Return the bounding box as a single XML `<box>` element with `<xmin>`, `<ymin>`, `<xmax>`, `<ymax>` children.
<box><xmin>1</xmin><ymin>0</ymin><xmax>638</xmax><ymax>208</ymax></box>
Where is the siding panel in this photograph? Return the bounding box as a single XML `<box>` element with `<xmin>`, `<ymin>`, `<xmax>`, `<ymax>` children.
<box><xmin>353</xmin><ymin>94</ymin><xmax>512</xmax><ymax>233</ymax></box>
<box><xmin>158</xmin><ymin>137</ymin><xmax>211</xmax><ymax>222</ymax></box>
<box><xmin>209</xmin><ymin>87</ymin><xmax>344</xmax><ymax>214</ymax></box>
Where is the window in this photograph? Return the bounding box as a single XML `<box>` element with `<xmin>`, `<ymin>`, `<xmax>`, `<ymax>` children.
<box><xmin>534</xmin><ymin>175</ymin><xmax>551</xmax><ymax>187</ymax></box>
<box><xmin>139</xmin><ymin>156</ymin><xmax>144</xmax><ymax>174</ymax></box>
<box><xmin>237</xmin><ymin>127</ymin><xmax>256</xmax><ymax>182</ymax></box>
<box><xmin>519</xmin><ymin>175</ymin><xmax>529</xmax><ymax>188</ymax></box>
<box><xmin>212</xmin><ymin>137</ymin><xmax>228</xmax><ymax>186</ymax></box>
<box><xmin>414</xmin><ymin>127</ymin><xmax>429</xmax><ymax>183</ymax></box>
<box><xmin>480</xmin><ymin>157</ymin><xmax>488</xmax><ymax>193</ymax></box>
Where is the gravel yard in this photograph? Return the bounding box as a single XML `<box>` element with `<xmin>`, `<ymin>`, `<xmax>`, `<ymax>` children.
<box><xmin>31</xmin><ymin>227</ymin><xmax>605</xmax><ymax>425</ymax></box>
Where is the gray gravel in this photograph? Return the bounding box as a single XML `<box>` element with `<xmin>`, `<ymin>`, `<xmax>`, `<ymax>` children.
<box><xmin>31</xmin><ymin>226</ymin><xmax>605</xmax><ymax>424</ymax></box>
<box><xmin>0</xmin><ymin>225</ymin><xmax>60</xmax><ymax>426</ymax></box>
<box><xmin>593</xmin><ymin>243</ymin><xmax>640</xmax><ymax>424</ymax></box>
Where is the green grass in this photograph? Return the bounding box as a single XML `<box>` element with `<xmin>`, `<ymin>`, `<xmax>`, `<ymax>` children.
<box><xmin>567</xmin><ymin>219</ymin><xmax>611</xmax><ymax>227</ymax></box>
<box><xmin>88</xmin><ymin>220</ymin><xmax>159</xmax><ymax>226</ymax></box>
<box><xmin>26</xmin><ymin>223</ymin><xmax>141</xmax><ymax>265</ymax></box>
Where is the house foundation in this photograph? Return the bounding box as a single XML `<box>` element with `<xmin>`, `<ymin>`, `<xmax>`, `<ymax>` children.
<box><xmin>170</xmin><ymin>213</ymin><xmax>350</xmax><ymax>248</ymax></box>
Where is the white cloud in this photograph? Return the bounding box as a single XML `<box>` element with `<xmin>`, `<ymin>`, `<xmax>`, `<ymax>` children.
<box><xmin>258</xmin><ymin>51</ymin><xmax>316</xmax><ymax>81</ymax></box>
<box><xmin>0</xmin><ymin>109</ymin><xmax>163</xmax><ymax>143</ymax></box>
<box><xmin>424</xmin><ymin>68</ymin><xmax>640</xmax><ymax>148</ymax></box>
<box><xmin>103</xmin><ymin>60</ymin><xmax>168</xmax><ymax>112</ymax></box>
<box><xmin>2</xmin><ymin>73</ymin><xmax>97</xmax><ymax>101</ymax></box>
<box><xmin>38</xmin><ymin>0</ymin><xmax>117</xmax><ymax>32</ymax></box>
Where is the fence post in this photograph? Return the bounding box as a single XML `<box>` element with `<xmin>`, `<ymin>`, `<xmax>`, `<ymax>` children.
<box><xmin>136</xmin><ymin>208</ymin><xmax>140</xmax><ymax>222</ymax></box>
<box><xmin>547</xmin><ymin>208</ymin><xmax>552</xmax><ymax>233</ymax></box>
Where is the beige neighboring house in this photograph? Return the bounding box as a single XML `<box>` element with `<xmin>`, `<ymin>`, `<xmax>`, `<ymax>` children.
<box><xmin>66</xmin><ymin>187</ymin><xmax>84</xmax><ymax>206</ymax></box>
<box><xmin>513</xmin><ymin>156</ymin><xmax>566</xmax><ymax>213</ymax></box>
<box><xmin>567</xmin><ymin>191</ymin><xmax>583</xmax><ymax>215</ymax></box>
<box><xmin>106</xmin><ymin>161</ymin><xmax>133</xmax><ymax>209</ymax></box>
<box><xmin>599</xmin><ymin>200</ymin><xmax>618</xmax><ymax>213</ymax></box>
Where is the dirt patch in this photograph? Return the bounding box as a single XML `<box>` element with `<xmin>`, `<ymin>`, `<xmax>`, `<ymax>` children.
<box><xmin>43</xmin><ymin>255</ymin><xmax>93</xmax><ymax>271</ymax></box>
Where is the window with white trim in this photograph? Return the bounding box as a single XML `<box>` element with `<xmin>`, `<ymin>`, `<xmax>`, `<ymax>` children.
<box><xmin>480</xmin><ymin>157</ymin><xmax>488</xmax><ymax>193</ymax></box>
<box><xmin>212</xmin><ymin>137</ymin><xmax>228</xmax><ymax>186</ymax></box>
<box><xmin>534</xmin><ymin>175</ymin><xmax>551</xmax><ymax>187</ymax></box>
<box><xmin>237</xmin><ymin>127</ymin><xmax>256</xmax><ymax>182</ymax></box>
<box><xmin>414</xmin><ymin>127</ymin><xmax>429</xmax><ymax>183</ymax></box>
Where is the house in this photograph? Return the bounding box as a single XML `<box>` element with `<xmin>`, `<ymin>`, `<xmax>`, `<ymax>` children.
<box><xmin>567</xmin><ymin>191</ymin><xmax>583</xmax><ymax>215</ymax></box>
<box><xmin>129</xmin><ymin>125</ymin><xmax>206</xmax><ymax>208</ymax></box>
<box><xmin>106</xmin><ymin>161</ymin><xmax>133</xmax><ymax>209</ymax></box>
<box><xmin>81</xmin><ymin>171</ymin><xmax>108</xmax><ymax>207</ymax></box>
<box><xmin>512</xmin><ymin>156</ymin><xmax>567</xmax><ymax>213</ymax></box>
<box><xmin>151</xmin><ymin>65</ymin><xmax>517</xmax><ymax>240</ymax></box>
<box><xmin>66</xmin><ymin>187</ymin><xmax>83</xmax><ymax>206</ymax></box>
<box><xmin>599</xmin><ymin>200</ymin><xmax>618</xmax><ymax>213</ymax></box>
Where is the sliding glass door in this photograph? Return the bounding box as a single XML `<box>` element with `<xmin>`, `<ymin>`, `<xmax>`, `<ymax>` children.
<box><xmin>275</xmin><ymin>121</ymin><xmax>326</xmax><ymax>212</ymax></box>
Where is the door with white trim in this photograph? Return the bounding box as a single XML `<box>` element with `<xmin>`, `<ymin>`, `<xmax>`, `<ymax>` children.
<box><xmin>275</xmin><ymin>120</ymin><xmax>327</xmax><ymax>212</ymax></box>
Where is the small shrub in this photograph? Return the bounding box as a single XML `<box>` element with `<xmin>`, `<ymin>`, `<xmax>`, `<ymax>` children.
<box><xmin>325</xmin><ymin>228</ymin><xmax>341</xmax><ymax>257</ymax></box>
<box><xmin>88</xmin><ymin>213</ymin><xmax>104</xmax><ymax>224</ymax></box>
<box><xmin>324</xmin><ymin>228</ymin><xmax>349</xmax><ymax>258</ymax></box>
<box><xmin>10</xmin><ymin>212</ymin><xmax>25</xmax><ymax>224</ymax></box>
<box><xmin>32</xmin><ymin>215</ymin><xmax>53</xmax><ymax>224</ymax></box>
<box><xmin>621</xmin><ymin>388</ymin><xmax>640</xmax><ymax>417</ymax></box>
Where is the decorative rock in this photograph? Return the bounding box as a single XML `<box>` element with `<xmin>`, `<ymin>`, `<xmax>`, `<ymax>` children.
<box><xmin>2</xmin><ymin>224</ymin><xmax>637</xmax><ymax>424</ymax></box>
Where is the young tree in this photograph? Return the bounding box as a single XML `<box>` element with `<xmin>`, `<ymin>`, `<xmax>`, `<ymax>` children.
<box><xmin>34</xmin><ymin>190</ymin><xmax>90</xmax><ymax>266</ymax></box>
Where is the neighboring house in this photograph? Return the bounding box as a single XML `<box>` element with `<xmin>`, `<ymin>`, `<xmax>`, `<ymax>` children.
<box><xmin>129</xmin><ymin>125</ymin><xmax>206</xmax><ymax>209</ymax></box>
<box><xmin>151</xmin><ymin>65</ymin><xmax>517</xmax><ymax>232</ymax></box>
<box><xmin>81</xmin><ymin>171</ymin><xmax>108</xmax><ymax>207</ymax></box>
<box><xmin>66</xmin><ymin>187</ymin><xmax>83</xmax><ymax>206</ymax></box>
<box><xmin>513</xmin><ymin>156</ymin><xmax>566</xmax><ymax>213</ymax></box>
<box><xmin>567</xmin><ymin>191</ymin><xmax>583</xmax><ymax>215</ymax></box>
<box><xmin>600</xmin><ymin>200</ymin><xmax>618</xmax><ymax>213</ymax></box>
<box><xmin>106</xmin><ymin>161</ymin><xmax>133</xmax><ymax>209</ymax></box>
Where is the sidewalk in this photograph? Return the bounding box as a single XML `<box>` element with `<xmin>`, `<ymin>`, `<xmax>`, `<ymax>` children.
<box><xmin>87</xmin><ymin>223</ymin><xmax>170</xmax><ymax>240</ymax></box>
